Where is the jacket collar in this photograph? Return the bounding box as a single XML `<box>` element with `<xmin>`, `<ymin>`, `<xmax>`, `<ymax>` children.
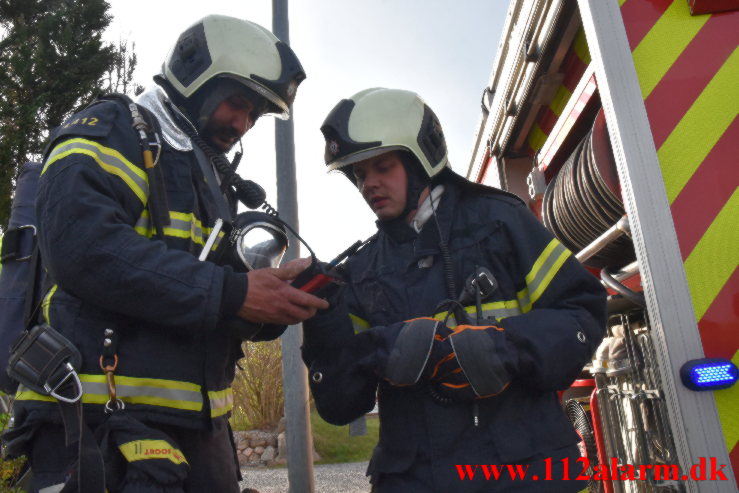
<box><xmin>376</xmin><ymin>181</ymin><xmax>458</xmax><ymax>254</ymax></box>
<box><xmin>136</xmin><ymin>85</ymin><xmax>194</xmax><ymax>152</ymax></box>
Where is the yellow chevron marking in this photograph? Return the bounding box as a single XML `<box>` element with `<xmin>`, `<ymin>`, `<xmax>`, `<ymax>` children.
<box><xmin>528</xmin><ymin>123</ymin><xmax>548</xmax><ymax>153</ymax></box>
<box><xmin>549</xmin><ymin>85</ymin><xmax>572</xmax><ymax>117</ymax></box>
<box><xmin>618</xmin><ymin>0</ymin><xmax>628</xmax><ymax>7</ymax></box>
<box><xmin>683</xmin><ymin>189</ymin><xmax>739</xmax><ymax>321</ymax></box>
<box><xmin>659</xmin><ymin>49</ymin><xmax>739</xmax><ymax>203</ymax></box>
<box><xmin>632</xmin><ymin>0</ymin><xmax>710</xmax><ymax>100</ymax></box>
<box><xmin>713</xmin><ymin>350</ymin><xmax>739</xmax><ymax>453</ymax></box>
<box><xmin>572</xmin><ymin>28</ymin><xmax>591</xmax><ymax>65</ymax></box>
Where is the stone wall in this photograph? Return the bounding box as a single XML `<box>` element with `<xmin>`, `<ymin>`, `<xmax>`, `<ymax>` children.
<box><xmin>233</xmin><ymin>430</ymin><xmax>278</xmax><ymax>466</ymax></box>
<box><xmin>233</xmin><ymin>429</ymin><xmax>321</xmax><ymax>467</ymax></box>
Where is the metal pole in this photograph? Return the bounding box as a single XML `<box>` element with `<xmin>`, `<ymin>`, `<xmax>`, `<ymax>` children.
<box><xmin>273</xmin><ymin>1</ymin><xmax>315</xmax><ymax>492</ymax></box>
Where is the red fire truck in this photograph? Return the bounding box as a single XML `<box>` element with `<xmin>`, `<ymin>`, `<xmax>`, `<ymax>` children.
<box><xmin>466</xmin><ymin>1</ymin><xmax>738</xmax><ymax>492</ymax></box>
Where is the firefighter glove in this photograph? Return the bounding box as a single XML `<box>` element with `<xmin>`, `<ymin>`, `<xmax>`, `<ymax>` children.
<box><xmin>425</xmin><ymin>324</ymin><xmax>477</xmax><ymax>402</ymax></box>
<box><xmin>383</xmin><ymin>318</ymin><xmax>440</xmax><ymax>386</ymax></box>
<box><xmin>446</xmin><ymin>324</ymin><xmax>516</xmax><ymax>398</ymax></box>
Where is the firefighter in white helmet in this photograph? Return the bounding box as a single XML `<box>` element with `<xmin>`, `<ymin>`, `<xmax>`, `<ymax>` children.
<box><xmin>7</xmin><ymin>15</ymin><xmax>327</xmax><ymax>493</ymax></box>
<box><xmin>302</xmin><ymin>88</ymin><xmax>607</xmax><ymax>492</ymax></box>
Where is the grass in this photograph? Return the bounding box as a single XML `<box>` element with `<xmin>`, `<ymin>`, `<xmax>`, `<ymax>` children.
<box><xmin>311</xmin><ymin>410</ymin><xmax>379</xmax><ymax>464</ymax></box>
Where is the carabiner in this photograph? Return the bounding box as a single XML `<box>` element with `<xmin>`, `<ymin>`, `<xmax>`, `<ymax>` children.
<box><xmin>99</xmin><ymin>354</ymin><xmax>121</xmax><ymax>411</ymax></box>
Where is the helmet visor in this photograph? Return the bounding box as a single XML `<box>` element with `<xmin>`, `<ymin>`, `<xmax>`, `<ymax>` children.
<box><xmin>236</xmin><ymin>76</ymin><xmax>290</xmax><ymax>120</ymax></box>
<box><xmin>326</xmin><ymin>145</ymin><xmax>410</xmax><ymax>172</ymax></box>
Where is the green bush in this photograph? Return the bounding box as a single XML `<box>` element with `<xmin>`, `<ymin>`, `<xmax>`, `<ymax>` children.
<box><xmin>231</xmin><ymin>340</ymin><xmax>284</xmax><ymax>431</ymax></box>
<box><xmin>0</xmin><ymin>400</ymin><xmax>26</xmax><ymax>492</ymax></box>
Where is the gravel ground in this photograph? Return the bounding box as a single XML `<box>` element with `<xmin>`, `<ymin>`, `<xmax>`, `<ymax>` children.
<box><xmin>239</xmin><ymin>461</ymin><xmax>371</xmax><ymax>493</ymax></box>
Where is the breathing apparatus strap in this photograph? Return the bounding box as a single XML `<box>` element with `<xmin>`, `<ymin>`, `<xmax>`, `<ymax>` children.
<box><xmin>129</xmin><ymin>101</ymin><xmax>169</xmax><ymax>241</ymax></box>
<box><xmin>192</xmin><ymin>144</ymin><xmax>234</xmax><ymax>222</ymax></box>
<box><xmin>56</xmin><ymin>386</ymin><xmax>106</xmax><ymax>493</ymax></box>
<box><xmin>22</xmin><ymin>244</ymin><xmax>43</xmax><ymax>329</ymax></box>
<box><xmin>97</xmin><ymin>93</ymin><xmax>169</xmax><ymax>240</ymax></box>
<box><xmin>173</xmin><ymin>105</ymin><xmax>266</xmax><ymax>211</ymax></box>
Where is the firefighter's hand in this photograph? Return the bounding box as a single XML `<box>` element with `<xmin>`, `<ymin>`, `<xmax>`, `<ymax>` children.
<box><xmin>238</xmin><ymin>260</ymin><xmax>329</xmax><ymax>325</ymax></box>
<box><xmin>433</xmin><ymin>325</ymin><xmax>514</xmax><ymax>401</ymax></box>
<box><xmin>421</xmin><ymin>325</ymin><xmax>476</xmax><ymax>402</ymax></box>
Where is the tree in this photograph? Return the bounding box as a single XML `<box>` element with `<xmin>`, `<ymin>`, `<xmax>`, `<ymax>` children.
<box><xmin>0</xmin><ymin>0</ymin><xmax>139</xmax><ymax>229</ymax></box>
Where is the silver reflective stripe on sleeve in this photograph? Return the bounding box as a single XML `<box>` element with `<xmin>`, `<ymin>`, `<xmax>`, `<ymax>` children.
<box><xmin>44</xmin><ymin>138</ymin><xmax>149</xmax><ymax>205</ymax></box>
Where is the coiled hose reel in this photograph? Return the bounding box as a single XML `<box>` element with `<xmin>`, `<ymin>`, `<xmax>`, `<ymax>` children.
<box><xmin>542</xmin><ymin>110</ymin><xmax>635</xmax><ymax>268</ymax></box>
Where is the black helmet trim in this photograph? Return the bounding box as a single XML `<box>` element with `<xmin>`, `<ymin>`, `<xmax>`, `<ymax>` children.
<box><xmin>169</xmin><ymin>23</ymin><xmax>211</xmax><ymax>88</ymax></box>
<box><xmin>417</xmin><ymin>104</ymin><xmax>447</xmax><ymax>170</ymax></box>
<box><xmin>321</xmin><ymin>99</ymin><xmax>382</xmax><ymax>176</ymax></box>
<box><xmin>250</xmin><ymin>41</ymin><xmax>306</xmax><ymax>114</ymax></box>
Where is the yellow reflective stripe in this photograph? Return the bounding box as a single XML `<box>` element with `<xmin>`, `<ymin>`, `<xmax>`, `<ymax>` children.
<box><xmin>350</xmin><ymin>314</ymin><xmax>371</xmax><ymax>334</ymax></box>
<box><xmin>211</xmin><ymin>230</ymin><xmax>225</xmax><ymax>252</ymax></box>
<box><xmin>44</xmin><ymin>138</ymin><xmax>149</xmax><ymax>205</ymax></box>
<box><xmin>208</xmin><ymin>388</ymin><xmax>233</xmax><ymax>418</ymax></box>
<box><xmin>351</xmin><ymin>241</ymin><xmax>570</xmax><ymax>331</ymax></box>
<box><xmin>517</xmin><ymin>239</ymin><xmax>572</xmax><ymax>313</ymax></box>
<box><xmin>632</xmin><ymin>0</ymin><xmax>710</xmax><ymax>99</ymax></box>
<box><xmin>618</xmin><ymin>0</ymin><xmax>628</xmax><ymax>7</ymax></box>
<box><xmin>135</xmin><ymin>210</ymin><xmax>223</xmax><ymax>248</ymax></box>
<box><xmin>526</xmin><ymin>239</ymin><xmax>560</xmax><ymax>287</ymax></box>
<box><xmin>527</xmin><ymin>247</ymin><xmax>571</xmax><ymax>310</ymax></box>
<box><xmin>684</xmin><ymin>190</ymin><xmax>739</xmax><ymax>321</ymax></box>
<box><xmin>659</xmin><ymin>48</ymin><xmax>739</xmax><ymax>203</ymax></box>
<box><xmin>432</xmin><ymin>300</ymin><xmax>523</xmax><ymax>328</ymax></box>
<box><xmin>168</xmin><ymin>211</ymin><xmax>205</xmax><ymax>242</ymax></box>
<box><xmin>119</xmin><ymin>440</ymin><xmax>188</xmax><ymax>465</ymax></box>
<box><xmin>714</xmin><ymin>350</ymin><xmax>739</xmax><ymax>454</ymax></box>
<box><xmin>14</xmin><ymin>391</ymin><xmax>55</xmax><ymax>402</ymax></box>
<box><xmin>16</xmin><ymin>374</ymin><xmax>203</xmax><ymax>412</ymax></box>
<box><xmin>42</xmin><ymin>285</ymin><xmax>58</xmax><ymax>323</ymax></box>
<box><xmin>467</xmin><ymin>300</ymin><xmax>522</xmax><ymax>320</ymax></box>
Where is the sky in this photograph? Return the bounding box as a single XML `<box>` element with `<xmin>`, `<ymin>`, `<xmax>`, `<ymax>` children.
<box><xmin>104</xmin><ymin>0</ymin><xmax>508</xmax><ymax>259</ymax></box>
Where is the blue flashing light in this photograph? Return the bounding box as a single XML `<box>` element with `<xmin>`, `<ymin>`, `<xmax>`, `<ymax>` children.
<box><xmin>680</xmin><ymin>358</ymin><xmax>739</xmax><ymax>391</ymax></box>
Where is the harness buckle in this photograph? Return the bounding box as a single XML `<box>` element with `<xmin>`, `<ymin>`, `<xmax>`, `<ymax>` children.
<box><xmin>45</xmin><ymin>362</ymin><xmax>83</xmax><ymax>404</ymax></box>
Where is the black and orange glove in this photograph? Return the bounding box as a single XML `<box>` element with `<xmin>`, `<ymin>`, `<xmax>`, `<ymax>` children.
<box><xmin>448</xmin><ymin>324</ymin><xmax>516</xmax><ymax>397</ymax></box>
<box><xmin>425</xmin><ymin>335</ymin><xmax>473</xmax><ymax>402</ymax></box>
<box><xmin>382</xmin><ymin>318</ymin><xmax>440</xmax><ymax>386</ymax></box>
<box><xmin>378</xmin><ymin>318</ymin><xmax>518</xmax><ymax>400</ymax></box>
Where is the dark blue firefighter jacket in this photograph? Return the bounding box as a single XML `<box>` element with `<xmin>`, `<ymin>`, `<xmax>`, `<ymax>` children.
<box><xmin>303</xmin><ymin>179</ymin><xmax>607</xmax><ymax>492</ymax></box>
<box><xmin>13</xmin><ymin>98</ymin><xmax>248</xmax><ymax>431</ymax></box>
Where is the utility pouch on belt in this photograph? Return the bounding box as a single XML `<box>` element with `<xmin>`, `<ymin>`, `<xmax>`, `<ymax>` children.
<box><xmin>7</xmin><ymin>323</ymin><xmax>83</xmax><ymax>403</ymax></box>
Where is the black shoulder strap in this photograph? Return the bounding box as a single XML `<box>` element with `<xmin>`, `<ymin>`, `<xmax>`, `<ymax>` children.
<box><xmin>22</xmin><ymin>244</ymin><xmax>43</xmax><ymax>329</ymax></box>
